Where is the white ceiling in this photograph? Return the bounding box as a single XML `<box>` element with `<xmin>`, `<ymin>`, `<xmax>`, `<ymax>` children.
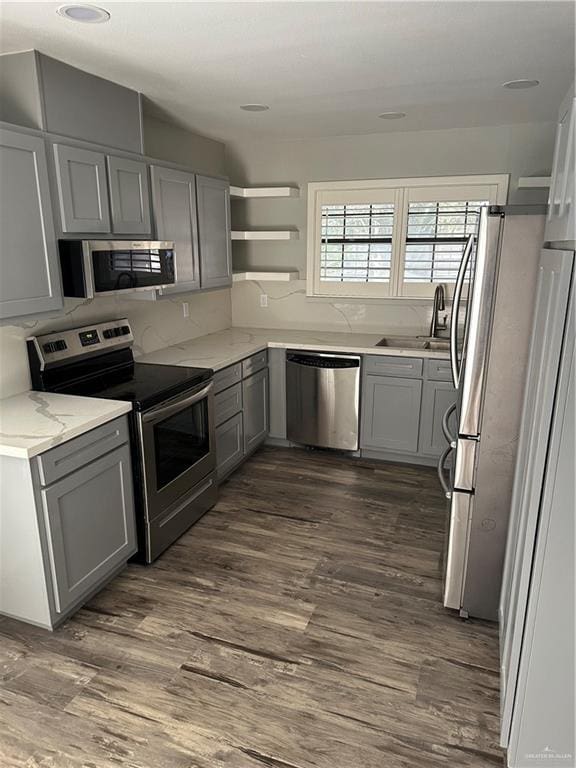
<box><xmin>0</xmin><ymin>1</ymin><xmax>574</xmax><ymax>142</ymax></box>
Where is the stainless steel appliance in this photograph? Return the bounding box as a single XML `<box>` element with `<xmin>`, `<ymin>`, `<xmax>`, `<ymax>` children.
<box><xmin>286</xmin><ymin>351</ymin><xmax>360</xmax><ymax>451</ymax></box>
<box><xmin>27</xmin><ymin>319</ymin><xmax>217</xmax><ymax>563</ymax></box>
<box><xmin>59</xmin><ymin>240</ymin><xmax>175</xmax><ymax>298</ymax></box>
<box><xmin>439</xmin><ymin>205</ymin><xmax>546</xmax><ymax>620</ymax></box>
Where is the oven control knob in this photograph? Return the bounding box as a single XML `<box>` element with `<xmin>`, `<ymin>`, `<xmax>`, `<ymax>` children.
<box><xmin>103</xmin><ymin>329</ymin><xmax>114</xmax><ymax>339</ymax></box>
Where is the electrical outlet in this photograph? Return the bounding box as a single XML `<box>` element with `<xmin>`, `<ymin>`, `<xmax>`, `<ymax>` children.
<box><xmin>260</xmin><ymin>294</ymin><xmax>269</xmax><ymax>308</ymax></box>
<box><xmin>182</xmin><ymin>302</ymin><xmax>190</xmax><ymax>318</ymax></box>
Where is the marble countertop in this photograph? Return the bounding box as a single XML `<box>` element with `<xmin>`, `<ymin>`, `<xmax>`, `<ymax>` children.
<box><xmin>0</xmin><ymin>392</ymin><xmax>132</xmax><ymax>459</ymax></box>
<box><xmin>137</xmin><ymin>327</ymin><xmax>450</xmax><ymax>372</ymax></box>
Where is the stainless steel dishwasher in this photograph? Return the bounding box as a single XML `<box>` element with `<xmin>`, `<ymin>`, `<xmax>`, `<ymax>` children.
<box><xmin>286</xmin><ymin>351</ymin><xmax>360</xmax><ymax>450</ymax></box>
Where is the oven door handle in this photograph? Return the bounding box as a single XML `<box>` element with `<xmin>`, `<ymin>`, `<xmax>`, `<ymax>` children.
<box><xmin>141</xmin><ymin>381</ymin><xmax>213</xmax><ymax>424</ymax></box>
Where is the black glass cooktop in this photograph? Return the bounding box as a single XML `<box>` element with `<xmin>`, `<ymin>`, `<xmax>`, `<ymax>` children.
<box><xmin>54</xmin><ymin>360</ymin><xmax>212</xmax><ymax>411</ymax></box>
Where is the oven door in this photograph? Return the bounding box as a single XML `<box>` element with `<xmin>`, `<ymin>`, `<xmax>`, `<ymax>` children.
<box><xmin>137</xmin><ymin>381</ymin><xmax>215</xmax><ymax>521</ymax></box>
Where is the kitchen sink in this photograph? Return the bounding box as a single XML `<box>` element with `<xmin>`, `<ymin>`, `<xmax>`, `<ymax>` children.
<box><xmin>375</xmin><ymin>335</ymin><xmax>450</xmax><ymax>351</ymax></box>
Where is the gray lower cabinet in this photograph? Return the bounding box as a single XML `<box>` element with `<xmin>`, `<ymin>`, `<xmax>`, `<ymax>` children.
<box><xmin>107</xmin><ymin>155</ymin><xmax>151</xmax><ymax>235</ymax></box>
<box><xmin>419</xmin><ymin>380</ymin><xmax>458</xmax><ymax>456</ymax></box>
<box><xmin>0</xmin><ymin>416</ymin><xmax>137</xmax><ymax>629</ymax></box>
<box><xmin>360</xmin><ymin>354</ymin><xmax>455</xmax><ymax>464</ymax></box>
<box><xmin>361</xmin><ymin>374</ymin><xmax>422</xmax><ymax>453</ymax></box>
<box><xmin>53</xmin><ymin>143</ymin><xmax>111</xmax><ymax>233</ymax></box>
<box><xmin>214</xmin><ymin>355</ymin><xmax>269</xmax><ymax>480</ymax></box>
<box><xmin>216</xmin><ymin>412</ymin><xmax>244</xmax><ymax>479</ymax></box>
<box><xmin>243</xmin><ymin>368</ymin><xmax>269</xmax><ymax>454</ymax></box>
<box><xmin>0</xmin><ymin>127</ymin><xmax>62</xmax><ymax>319</ymax></box>
<box><xmin>40</xmin><ymin>444</ymin><xmax>136</xmax><ymax>614</ymax></box>
<box><xmin>151</xmin><ymin>165</ymin><xmax>200</xmax><ymax>293</ymax></box>
<box><xmin>196</xmin><ymin>174</ymin><xmax>232</xmax><ymax>289</ymax></box>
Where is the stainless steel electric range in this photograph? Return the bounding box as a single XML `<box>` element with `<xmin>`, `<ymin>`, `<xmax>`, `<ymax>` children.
<box><xmin>27</xmin><ymin>318</ymin><xmax>217</xmax><ymax>563</ymax></box>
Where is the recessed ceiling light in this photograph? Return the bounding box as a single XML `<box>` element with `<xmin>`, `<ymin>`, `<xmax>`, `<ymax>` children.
<box><xmin>240</xmin><ymin>104</ymin><xmax>270</xmax><ymax>112</ymax></box>
<box><xmin>57</xmin><ymin>4</ymin><xmax>110</xmax><ymax>23</ymax></box>
<box><xmin>502</xmin><ymin>79</ymin><xmax>540</xmax><ymax>90</ymax></box>
<box><xmin>378</xmin><ymin>111</ymin><xmax>407</xmax><ymax>120</ymax></box>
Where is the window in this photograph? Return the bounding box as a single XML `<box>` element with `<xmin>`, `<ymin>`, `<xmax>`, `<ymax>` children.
<box><xmin>320</xmin><ymin>203</ymin><xmax>394</xmax><ymax>284</ymax></box>
<box><xmin>307</xmin><ymin>175</ymin><xmax>508</xmax><ymax>298</ymax></box>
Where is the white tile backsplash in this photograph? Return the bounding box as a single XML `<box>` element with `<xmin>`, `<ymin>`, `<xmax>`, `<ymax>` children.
<box><xmin>0</xmin><ymin>289</ymin><xmax>232</xmax><ymax>399</ymax></box>
<box><xmin>231</xmin><ymin>279</ymin><xmax>432</xmax><ymax>336</ymax></box>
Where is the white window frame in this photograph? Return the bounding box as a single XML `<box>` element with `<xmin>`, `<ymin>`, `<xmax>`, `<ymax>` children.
<box><xmin>307</xmin><ymin>174</ymin><xmax>509</xmax><ymax>299</ymax></box>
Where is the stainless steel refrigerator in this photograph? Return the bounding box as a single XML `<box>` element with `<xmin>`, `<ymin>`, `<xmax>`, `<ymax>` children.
<box><xmin>439</xmin><ymin>205</ymin><xmax>546</xmax><ymax>620</ymax></box>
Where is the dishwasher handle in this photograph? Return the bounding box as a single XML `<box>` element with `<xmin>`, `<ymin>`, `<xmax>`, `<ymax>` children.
<box><xmin>286</xmin><ymin>351</ymin><xmax>360</xmax><ymax>369</ymax></box>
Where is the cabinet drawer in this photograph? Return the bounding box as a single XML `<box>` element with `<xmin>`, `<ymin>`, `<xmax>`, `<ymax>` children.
<box><xmin>242</xmin><ymin>350</ymin><xmax>268</xmax><ymax>378</ymax></box>
<box><xmin>363</xmin><ymin>355</ymin><xmax>423</xmax><ymax>378</ymax></box>
<box><xmin>426</xmin><ymin>358</ymin><xmax>452</xmax><ymax>382</ymax></box>
<box><xmin>36</xmin><ymin>416</ymin><xmax>129</xmax><ymax>486</ymax></box>
<box><xmin>216</xmin><ymin>412</ymin><xmax>244</xmax><ymax>480</ymax></box>
<box><xmin>214</xmin><ymin>363</ymin><xmax>242</xmax><ymax>394</ymax></box>
<box><xmin>214</xmin><ymin>382</ymin><xmax>242</xmax><ymax>426</ymax></box>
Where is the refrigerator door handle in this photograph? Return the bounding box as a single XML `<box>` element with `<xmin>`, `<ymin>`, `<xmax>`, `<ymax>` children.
<box><xmin>437</xmin><ymin>445</ymin><xmax>453</xmax><ymax>499</ymax></box>
<box><xmin>444</xmin><ymin>491</ymin><xmax>473</xmax><ymax>611</ymax></box>
<box><xmin>450</xmin><ymin>234</ymin><xmax>475</xmax><ymax>388</ymax></box>
<box><xmin>442</xmin><ymin>402</ymin><xmax>458</xmax><ymax>444</ymax></box>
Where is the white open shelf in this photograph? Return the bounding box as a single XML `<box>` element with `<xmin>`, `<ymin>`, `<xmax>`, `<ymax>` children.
<box><xmin>230</xmin><ymin>185</ymin><xmax>299</xmax><ymax>199</ymax></box>
<box><xmin>517</xmin><ymin>176</ymin><xmax>552</xmax><ymax>188</ymax></box>
<box><xmin>231</xmin><ymin>230</ymin><xmax>299</xmax><ymax>241</ymax></box>
<box><xmin>232</xmin><ymin>270</ymin><xmax>300</xmax><ymax>283</ymax></box>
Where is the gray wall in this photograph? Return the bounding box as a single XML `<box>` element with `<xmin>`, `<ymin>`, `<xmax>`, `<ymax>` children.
<box><xmin>226</xmin><ymin>121</ymin><xmax>556</xmax><ymax>274</ymax></box>
<box><xmin>143</xmin><ymin>114</ymin><xmax>227</xmax><ymax>177</ymax></box>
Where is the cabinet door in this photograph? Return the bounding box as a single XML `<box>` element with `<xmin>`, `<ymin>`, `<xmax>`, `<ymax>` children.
<box><xmin>361</xmin><ymin>374</ymin><xmax>422</xmax><ymax>453</ymax></box>
<box><xmin>196</xmin><ymin>175</ymin><xmax>232</xmax><ymax>290</ymax></box>
<box><xmin>419</xmin><ymin>380</ymin><xmax>457</xmax><ymax>457</ymax></box>
<box><xmin>53</xmin><ymin>144</ymin><xmax>111</xmax><ymax>233</ymax></box>
<box><xmin>151</xmin><ymin>166</ymin><xmax>200</xmax><ymax>293</ymax></box>
<box><xmin>0</xmin><ymin>128</ymin><xmax>62</xmax><ymax>319</ymax></box>
<box><xmin>216</xmin><ymin>412</ymin><xmax>244</xmax><ymax>480</ymax></box>
<box><xmin>40</xmin><ymin>444</ymin><xmax>136</xmax><ymax>614</ymax></box>
<box><xmin>107</xmin><ymin>156</ymin><xmax>151</xmax><ymax>235</ymax></box>
<box><xmin>243</xmin><ymin>368</ymin><xmax>269</xmax><ymax>454</ymax></box>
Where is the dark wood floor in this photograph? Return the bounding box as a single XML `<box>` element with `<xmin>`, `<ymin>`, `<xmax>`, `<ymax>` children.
<box><xmin>0</xmin><ymin>447</ymin><xmax>504</xmax><ymax>767</ymax></box>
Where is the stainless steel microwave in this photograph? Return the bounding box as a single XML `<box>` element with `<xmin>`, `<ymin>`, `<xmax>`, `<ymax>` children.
<box><xmin>59</xmin><ymin>240</ymin><xmax>176</xmax><ymax>298</ymax></box>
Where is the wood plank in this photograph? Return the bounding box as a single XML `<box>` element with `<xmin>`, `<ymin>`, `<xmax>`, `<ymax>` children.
<box><xmin>0</xmin><ymin>446</ymin><xmax>503</xmax><ymax>767</ymax></box>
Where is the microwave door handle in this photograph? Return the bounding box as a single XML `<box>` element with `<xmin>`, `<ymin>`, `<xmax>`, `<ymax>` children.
<box><xmin>437</xmin><ymin>445</ymin><xmax>453</xmax><ymax>499</ymax></box>
<box><xmin>442</xmin><ymin>402</ymin><xmax>458</xmax><ymax>444</ymax></box>
<box><xmin>450</xmin><ymin>235</ymin><xmax>474</xmax><ymax>388</ymax></box>
<box><xmin>141</xmin><ymin>381</ymin><xmax>213</xmax><ymax>424</ymax></box>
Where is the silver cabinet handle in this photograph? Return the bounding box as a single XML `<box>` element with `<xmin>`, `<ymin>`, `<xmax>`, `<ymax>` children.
<box><xmin>442</xmin><ymin>402</ymin><xmax>457</xmax><ymax>444</ymax></box>
<box><xmin>450</xmin><ymin>234</ymin><xmax>474</xmax><ymax>389</ymax></box>
<box><xmin>437</xmin><ymin>445</ymin><xmax>453</xmax><ymax>499</ymax></box>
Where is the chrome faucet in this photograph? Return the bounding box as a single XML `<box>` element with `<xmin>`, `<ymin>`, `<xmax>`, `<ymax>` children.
<box><xmin>429</xmin><ymin>284</ymin><xmax>447</xmax><ymax>338</ymax></box>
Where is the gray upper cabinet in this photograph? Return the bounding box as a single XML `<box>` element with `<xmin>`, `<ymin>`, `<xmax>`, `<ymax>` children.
<box><xmin>107</xmin><ymin>156</ymin><xmax>151</xmax><ymax>235</ymax></box>
<box><xmin>243</xmin><ymin>368</ymin><xmax>269</xmax><ymax>454</ymax></box>
<box><xmin>0</xmin><ymin>51</ymin><xmax>143</xmax><ymax>153</ymax></box>
<box><xmin>53</xmin><ymin>144</ymin><xmax>111</xmax><ymax>233</ymax></box>
<box><xmin>40</xmin><ymin>443</ymin><xmax>136</xmax><ymax>615</ymax></box>
<box><xmin>0</xmin><ymin>127</ymin><xmax>62</xmax><ymax>319</ymax></box>
<box><xmin>151</xmin><ymin>165</ymin><xmax>200</xmax><ymax>293</ymax></box>
<box><xmin>196</xmin><ymin>175</ymin><xmax>232</xmax><ymax>289</ymax></box>
<box><xmin>419</xmin><ymin>380</ymin><xmax>457</xmax><ymax>456</ymax></box>
<box><xmin>361</xmin><ymin>374</ymin><xmax>422</xmax><ymax>453</ymax></box>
